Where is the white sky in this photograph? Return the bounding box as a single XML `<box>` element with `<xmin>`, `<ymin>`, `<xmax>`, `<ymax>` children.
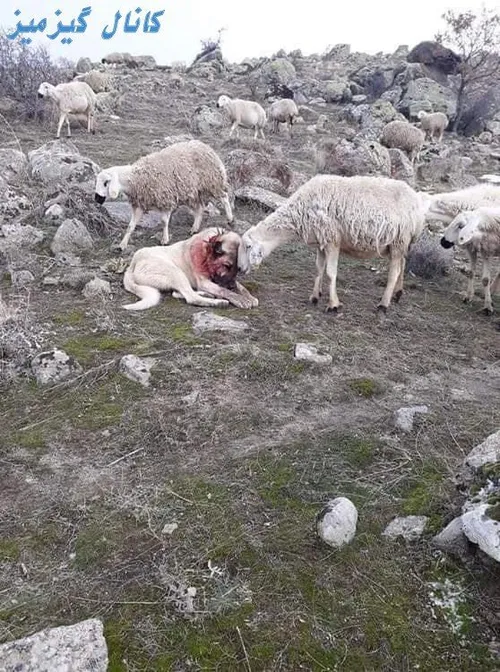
<box><xmin>0</xmin><ymin>0</ymin><xmax>494</xmax><ymax>66</ymax></box>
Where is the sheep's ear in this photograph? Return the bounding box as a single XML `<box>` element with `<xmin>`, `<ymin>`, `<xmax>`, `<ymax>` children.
<box><xmin>108</xmin><ymin>171</ymin><xmax>120</xmax><ymax>199</ymax></box>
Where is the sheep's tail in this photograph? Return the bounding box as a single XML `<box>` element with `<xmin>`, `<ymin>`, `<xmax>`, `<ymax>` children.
<box><xmin>122</xmin><ymin>267</ymin><xmax>162</xmax><ymax>311</ymax></box>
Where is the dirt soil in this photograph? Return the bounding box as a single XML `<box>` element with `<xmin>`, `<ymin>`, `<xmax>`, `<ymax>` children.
<box><xmin>1</xmin><ymin>66</ymin><xmax>500</xmax><ymax>671</ymax></box>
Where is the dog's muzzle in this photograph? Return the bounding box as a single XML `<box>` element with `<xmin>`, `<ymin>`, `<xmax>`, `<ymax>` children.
<box><xmin>94</xmin><ymin>193</ymin><xmax>106</xmax><ymax>204</ymax></box>
<box><xmin>440</xmin><ymin>237</ymin><xmax>454</xmax><ymax>249</ymax></box>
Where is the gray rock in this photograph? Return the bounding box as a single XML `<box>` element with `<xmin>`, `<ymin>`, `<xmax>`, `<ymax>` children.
<box><xmin>461</xmin><ymin>504</ymin><xmax>500</xmax><ymax>563</ymax></box>
<box><xmin>31</xmin><ymin>348</ymin><xmax>83</xmax><ymax>386</ymax></box>
<box><xmin>0</xmin><ymin>148</ymin><xmax>28</xmax><ymax>183</ymax></box>
<box><xmin>192</xmin><ymin>311</ymin><xmax>249</xmax><ymax>335</ymax></box>
<box><xmin>394</xmin><ymin>405</ymin><xmax>429</xmax><ymax>432</ymax></box>
<box><xmin>316</xmin><ymin>497</ymin><xmax>358</xmax><ymax>548</ymax></box>
<box><xmin>51</xmin><ymin>218</ymin><xmax>93</xmax><ymax>256</ymax></box>
<box><xmin>190</xmin><ymin>104</ymin><xmax>225</xmax><ymax>135</ymax></box>
<box><xmin>397</xmin><ymin>77</ymin><xmax>457</xmax><ymax>119</ymax></box>
<box><xmin>83</xmin><ymin>277</ymin><xmax>112</xmax><ymax>300</ymax></box>
<box><xmin>388</xmin><ymin>148</ymin><xmax>415</xmax><ymax>184</ymax></box>
<box><xmin>465</xmin><ymin>429</ymin><xmax>500</xmax><ymax>470</ymax></box>
<box><xmin>234</xmin><ymin>186</ymin><xmax>286</xmax><ymax>212</ymax></box>
<box><xmin>44</xmin><ymin>204</ymin><xmax>65</xmax><ymax>221</ymax></box>
<box><xmin>382</xmin><ymin>515</ymin><xmax>428</xmax><ymax>540</ymax></box>
<box><xmin>11</xmin><ymin>270</ymin><xmax>35</xmax><ymax>287</ymax></box>
<box><xmin>119</xmin><ymin>354</ymin><xmax>155</xmax><ymax>387</ymax></box>
<box><xmin>28</xmin><ymin>140</ymin><xmax>100</xmax><ymax>185</ymax></box>
<box><xmin>321</xmin><ymin>78</ymin><xmax>352</xmax><ymax>103</ymax></box>
<box><xmin>315</xmin><ymin>137</ymin><xmax>391</xmax><ymax>177</ymax></box>
<box><xmin>324</xmin><ymin>44</ymin><xmax>351</xmax><ymax>60</ymax></box>
<box><xmin>76</xmin><ymin>56</ymin><xmax>93</xmax><ymax>72</ymax></box>
<box><xmin>432</xmin><ymin>517</ymin><xmax>471</xmax><ymax>559</ymax></box>
<box><xmin>346</xmin><ymin>99</ymin><xmax>405</xmax><ymax>137</ymax></box>
<box><xmin>258</xmin><ymin>58</ymin><xmax>296</xmax><ymax>88</ymax></box>
<box><xmin>0</xmin><ymin>618</ymin><xmax>108</xmax><ymax>672</ymax></box>
<box><xmin>0</xmin><ymin>222</ymin><xmax>45</xmax><ymax>250</ymax></box>
<box><xmin>294</xmin><ymin>343</ymin><xmax>332</xmax><ymax>365</ymax></box>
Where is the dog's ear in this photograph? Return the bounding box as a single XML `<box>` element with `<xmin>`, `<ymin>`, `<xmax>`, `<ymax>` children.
<box><xmin>209</xmin><ymin>236</ymin><xmax>224</xmax><ymax>257</ymax></box>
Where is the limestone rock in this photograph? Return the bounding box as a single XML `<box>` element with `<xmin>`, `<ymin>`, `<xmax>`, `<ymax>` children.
<box><xmin>316</xmin><ymin>497</ymin><xmax>358</xmax><ymax>548</ymax></box>
<box><xmin>383</xmin><ymin>515</ymin><xmax>428</xmax><ymax>541</ymax></box>
<box><xmin>31</xmin><ymin>348</ymin><xmax>83</xmax><ymax>386</ymax></box>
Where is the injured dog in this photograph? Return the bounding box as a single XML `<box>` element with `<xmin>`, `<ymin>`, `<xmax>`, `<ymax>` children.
<box><xmin>122</xmin><ymin>227</ymin><xmax>258</xmax><ymax>310</ymax></box>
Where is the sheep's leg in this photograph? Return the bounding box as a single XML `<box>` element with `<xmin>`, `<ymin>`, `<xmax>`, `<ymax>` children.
<box><xmin>190</xmin><ymin>204</ymin><xmax>204</xmax><ymax>235</ymax></box>
<box><xmin>160</xmin><ymin>210</ymin><xmax>173</xmax><ymax>245</ymax></box>
<box><xmin>310</xmin><ymin>248</ymin><xmax>327</xmax><ymax>305</ymax></box>
<box><xmin>65</xmin><ymin>115</ymin><xmax>71</xmax><ymax>137</ymax></box>
<box><xmin>324</xmin><ymin>244</ymin><xmax>342</xmax><ymax>314</ymax></box>
<box><xmin>378</xmin><ymin>252</ymin><xmax>403</xmax><ymax>313</ymax></box>
<box><xmin>56</xmin><ymin>112</ymin><xmax>66</xmax><ymax>139</ymax></box>
<box><xmin>481</xmin><ymin>257</ymin><xmax>494</xmax><ymax>315</ymax></box>
<box><xmin>119</xmin><ymin>206</ymin><xmax>144</xmax><ymax>251</ymax></box>
<box><xmin>393</xmin><ymin>256</ymin><xmax>407</xmax><ymax>303</ymax></box>
<box><xmin>463</xmin><ymin>247</ymin><xmax>477</xmax><ymax>303</ymax></box>
<box><xmin>229</xmin><ymin>121</ymin><xmax>238</xmax><ymax>139</ymax></box>
<box><xmin>221</xmin><ymin>194</ymin><xmax>234</xmax><ymax>225</ymax></box>
<box><xmin>260</xmin><ymin>127</ymin><xmax>265</xmax><ymax>140</ymax></box>
<box><xmin>490</xmin><ymin>270</ymin><xmax>500</xmax><ymax>296</ymax></box>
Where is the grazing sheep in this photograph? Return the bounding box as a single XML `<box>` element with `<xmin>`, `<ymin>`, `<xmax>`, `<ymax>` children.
<box><xmin>440</xmin><ymin>206</ymin><xmax>500</xmax><ymax>314</ymax></box>
<box><xmin>417</xmin><ymin>110</ymin><xmax>449</xmax><ymax>143</ymax></box>
<box><xmin>380</xmin><ymin>120</ymin><xmax>425</xmax><ymax>164</ymax></box>
<box><xmin>94</xmin><ymin>140</ymin><xmax>234</xmax><ymax>251</ymax></box>
<box><xmin>268</xmin><ymin>98</ymin><xmax>299</xmax><ymax>135</ymax></box>
<box><xmin>216</xmin><ymin>95</ymin><xmax>267</xmax><ymax>140</ymax></box>
<box><xmin>73</xmin><ymin>69</ymin><xmax>114</xmax><ymax>94</ymax></box>
<box><xmin>240</xmin><ymin>174</ymin><xmax>430</xmax><ymax>313</ymax></box>
<box><xmin>37</xmin><ymin>81</ymin><xmax>96</xmax><ymax>138</ymax></box>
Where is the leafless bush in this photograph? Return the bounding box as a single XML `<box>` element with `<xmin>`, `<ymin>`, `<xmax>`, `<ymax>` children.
<box><xmin>406</xmin><ymin>231</ymin><xmax>454</xmax><ymax>279</ymax></box>
<box><xmin>0</xmin><ymin>31</ymin><xmax>73</xmax><ymax>119</ymax></box>
<box><xmin>0</xmin><ymin>292</ymin><xmax>42</xmax><ymax>383</ymax></box>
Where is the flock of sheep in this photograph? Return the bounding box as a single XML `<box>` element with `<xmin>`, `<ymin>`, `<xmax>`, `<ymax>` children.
<box><xmin>35</xmin><ymin>73</ymin><xmax>500</xmax><ymax>323</ymax></box>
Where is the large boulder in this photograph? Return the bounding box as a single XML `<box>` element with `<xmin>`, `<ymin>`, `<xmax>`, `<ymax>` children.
<box><xmin>397</xmin><ymin>77</ymin><xmax>457</xmax><ymax>119</ymax></box>
<box><xmin>28</xmin><ymin>140</ymin><xmax>100</xmax><ymax>186</ymax></box>
<box><xmin>314</xmin><ymin>137</ymin><xmax>391</xmax><ymax>177</ymax></box>
<box><xmin>320</xmin><ymin>78</ymin><xmax>352</xmax><ymax>103</ymax></box>
<box><xmin>345</xmin><ymin>99</ymin><xmax>405</xmax><ymax>138</ymax></box>
<box><xmin>407</xmin><ymin>41</ymin><xmax>462</xmax><ymax>76</ymax></box>
<box><xmin>76</xmin><ymin>56</ymin><xmax>93</xmax><ymax>73</ymax></box>
<box><xmin>0</xmin><ymin>148</ymin><xmax>28</xmax><ymax>183</ymax></box>
<box><xmin>190</xmin><ymin>104</ymin><xmax>225</xmax><ymax>135</ymax></box>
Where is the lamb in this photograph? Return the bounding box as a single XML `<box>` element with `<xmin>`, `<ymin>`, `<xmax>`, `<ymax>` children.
<box><xmin>268</xmin><ymin>98</ymin><xmax>299</xmax><ymax>135</ymax></box>
<box><xmin>37</xmin><ymin>81</ymin><xmax>96</xmax><ymax>138</ymax></box>
<box><xmin>379</xmin><ymin>120</ymin><xmax>425</xmax><ymax>164</ymax></box>
<box><xmin>216</xmin><ymin>95</ymin><xmax>267</xmax><ymax>140</ymax></box>
<box><xmin>417</xmin><ymin>110</ymin><xmax>449</xmax><ymax>143</ymax></box>
<box><xmin>240</xmin><ymin>174</ymin><xmax>430</xmax><ymax>313</ymax></box>
<box><xmin>94</xmin><ymin>139</ymin><xmax>234</xmax><ymax>251</ymax></box>
<box><xmin>440</xmin><ymin>206</ymin><xmax>500</xmax><ymax>314</ymax></box>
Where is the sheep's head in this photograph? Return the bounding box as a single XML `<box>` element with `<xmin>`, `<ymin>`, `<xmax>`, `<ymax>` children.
<box><xmin>417</xmin><ymin>110</ymin><xmax>428</xmax><ymax>120</ymax></box>
<box><xmin>241</xmin><ymin>228</ymin><xmax>265</xmax><ymax>270</ymax></box>
<box><xmin>440</xmin><ymin>211</ymin><xmax>472</xmax><ymax>248</ymax></box>
<box><xmin>217</xmin><ymin>95</ymin><xmax>231</xmax><ymax>109</ymax></box>
<box><xmin>457</xmin><ymin>219</ymin><xmax>481</xmax><ymax>246</ymax></box>
<box><xmin>37</xmin><ymin>82</ymin><xmax>52</xmax><ymax>99</ymax></box>
<box><xmin>95</xmin><ymin>169</ymin><xmax>121</xmax><ymax>203</ymax></box>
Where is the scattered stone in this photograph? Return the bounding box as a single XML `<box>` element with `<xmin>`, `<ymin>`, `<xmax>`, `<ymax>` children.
<box><xmin>394</xmin><ymin>405</ymin><xmax>429</xmax><ymax>433</ymax></box>
<box><xmin>234</xmin><ymin>185</ymin><xmax>286</xmax><ymax>212</ymax></box>
<box><xmin>192</xmin><ymin>311</ymin><xmax>249</xmax><ymax>335</ymax></box>
<box><xmin>162</xmin><ymin>523</ymin><xmax>179</xmax><ymax>536</ymax></box>
<box><xmin>119</xmin><ymin>354</ymin><xmax>155</xmax><ymax>387</ymax></box>
<box><xmin>432</xmin><ymin>517</ymin><xmax>471</xmax><ymax>559</ymax></box>
<box><xmin>0</xmin><ymin>148</ymin><xmax>28</xmax><ymax>183</ymax></box>
<box><xmin>0</xmin><ymin>618</ymin><xmax>108</xmax><ymax>672</ymax></box>
<box><xmin>294</xmin><ymin>343</ymin><xmax>332</xmax><ymax>365</ymax></box>
<box><xmin>0</xmin><ymin>222</ymin><xmax>45</xmax><ymax>250</ymax></box>
<box><xmin>383</xmin><ymin>515</ymin><xmax>428</xmax><ymax>541</ymax></box>
<box><xmin>315</xmin><ymin>137</ymin><xmax>391</xmax><ymax>177</ymax></box>
<box><xmin>190</xmin><ymin>104</ymin><xmax>225</xmax><ymax>134</ymax></box>
<box><xmin>11</xmin><ymin>270</ymin><xmax>35</xmax><ymax>288</ymax></box>
<box><xmin>31</xmin><ymin>348</ymin><xmax>83</xmax><ymax>386</ymax></box>
<box><xmin>181</xmin><ymin>390</ymin><xmax>200</xmax><ymax>406</ymax></box>
<box><xmin>44</xmin><ymin>203</ymin><xmax>65</xmax><ymax>221</ymax></box>
<box><xmin>51</xmin><ymin>218</ymin><xmax>94</xmax><ymax>256</ymax></box>
<box><xmin>316</xmin><ymin>497</ymin><xmax>358</xmax><ymax>548</ymax></box>
<box><xmin>28</xmin><ymin>140</ymin><xmax>100</xmax><ymax>185</ymax></box>
<box><xmin>461</xmin><ymin>505</ymin><xmax>500</xmax><ymax>563</ymax></box>
<box><xmin>464</xmin><ymin>429</ymin><xmax>500</xmax><ymax>470</ymax></box>
<box><xmin>83</xmin><ymin>277</ymin><xmax>112</xmax><ymax>300</ymax></box>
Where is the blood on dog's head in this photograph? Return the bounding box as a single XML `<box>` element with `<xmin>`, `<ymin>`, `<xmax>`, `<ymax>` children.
<box><xmin>191</xmin><ymin>231</ymin><xmax>241</xmax><ymax>289</ymax></box>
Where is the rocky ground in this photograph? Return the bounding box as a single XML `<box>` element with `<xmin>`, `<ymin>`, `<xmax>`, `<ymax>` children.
<box><xmin>0</xmin><ymin>44</ymin><xmax>500</xmax><ymax>670</ymax></box>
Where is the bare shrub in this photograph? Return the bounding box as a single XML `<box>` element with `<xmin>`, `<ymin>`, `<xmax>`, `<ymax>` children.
<box><xmin>0</xmin><ymin>292</ymin><xmax>42</xmax><ymax>383</ymax></box>
<box><xmin>0</xmin><ymin>31</ymin><xmax>73</xmax><ymax>119</ymax></box>
<box><xmin>406</xmin><ymin>232</ymin><xmax>454</xmax><ymax>279</ymax></box>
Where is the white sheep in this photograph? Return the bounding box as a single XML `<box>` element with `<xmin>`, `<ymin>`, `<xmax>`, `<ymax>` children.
<box><xmin>417</xmin><ymin>110</ymin><xmax>449</xmax><ymax>143</ymax></box>
<box><xmin>216</xmin><ymin>95</ymin><xmax>267</xmax><ymax>140</ymax></box>
<box><xmin>37</xmin><ymin>81</ymin><xmax>97</xmax><ymax>138</ymax></box>
<box><xmin>94</xmin><ymin>139</ymin><xmax>234</xmax><ymax>251</ymax></box>
<box><xmin>440</xmin><ymin>206</ymin><xmax>500</xmax><ymax>314</ymax></box>
<box><xmin>240</xmin><ymin>174</ymin><xmax>430</xmax><ymax>313</ymax></box>
<box><xmin>380</xmin><ymin>120</ymin><xmax>425</xmax><ymax>164</ymax></box>
<box><xmin>423</xmin><ymin>182</ymin><xmax>500</xmax><ymax>226</ymax></box>
<box><xmin>268</xmin><ymin>98</ymin><xmax>299</xmax><ymax>135</ymax></box>
<box><xmin>73</xmin><ymin>69</ymin><xmax>114</xmax><ymax>94</ymax></box>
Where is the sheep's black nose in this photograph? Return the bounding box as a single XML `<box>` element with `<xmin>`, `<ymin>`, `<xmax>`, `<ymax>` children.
<box><xmin>37</xmin><ymin>93</ymin><xmax>43</xmax><ymax>99</ymax></box>
<box><xmin>440</xmin><ymin>237</ymin><xmax>454</xmax><ymax>249</ymax></box>
<box><xmin>94</xmin><ymin>193</ymin><xmax>106</xmax><ymax>204</ymax></box>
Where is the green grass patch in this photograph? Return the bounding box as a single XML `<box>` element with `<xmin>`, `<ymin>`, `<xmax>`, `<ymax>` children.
<box><xmin>62</xmin><ymin>334</ymin><xmax>139</xmax><ymax>365</ymax></box>
<box><xmin>347</xmin><ymin>377</ymin><xmax>383</xmax><ymax>398</ymax></box>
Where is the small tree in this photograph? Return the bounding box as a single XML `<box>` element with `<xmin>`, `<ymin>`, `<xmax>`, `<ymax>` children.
<box><xmin>435</xmin><ymin>5</ymin><xmax>500</xmax><ymax>131</ymax></box>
